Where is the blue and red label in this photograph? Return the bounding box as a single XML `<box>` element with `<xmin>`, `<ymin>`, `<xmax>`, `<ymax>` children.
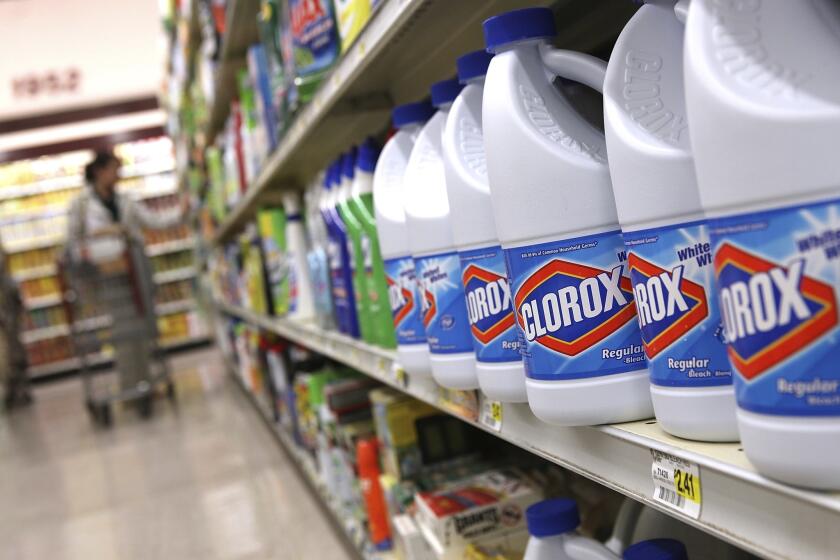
<box><xmin>460</xmin><ymin>246</ymin><xmax>520</xmax><ymax>363</ymax></box>
<box><xmin>712</xmin><ymin>198</ymin><xmax>840</xmax><ymax>416</ymax></box>
<box><xmin>384</xmin><ymin>256</ymin><xmax>426</xmax><ymax>345</ymax></box>
<box><xmin>505</xmin><ymin>230</ymin><xmax>646</xmax><ymax>381</ymax></box>
<box><xmin>415</xmin><ymin>252</ymin><xmax>473</xmax><ymax>355</ymax></box>
<box><xmin>624</xmin><ymin>221</ymin><xmax>731</xmax><ymax>388</ymax></box>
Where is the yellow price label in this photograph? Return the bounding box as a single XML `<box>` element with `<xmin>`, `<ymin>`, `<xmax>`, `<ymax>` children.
<box><xmin>491</xmin><ymin>401</ymin><xmax>503</xmax><ymax>424</ymax></box>
<box><xmin>673</xmin><ymin>467</ymin><xmax>702</xmax><ymax>504</ymax></box>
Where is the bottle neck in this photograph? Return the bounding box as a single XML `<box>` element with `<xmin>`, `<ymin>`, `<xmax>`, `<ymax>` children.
<box><xmin>491</xmin><ymin>37</ymin><xmax>547</xmax><ymax>56</ymax></box>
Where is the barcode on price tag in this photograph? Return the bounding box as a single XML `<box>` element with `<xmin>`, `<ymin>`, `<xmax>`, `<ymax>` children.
<box><xmin>651</xmin><ymin>450</ymin><xmax>702</xmax><ymax>519</ymax></box>
<box><xmin>480</xmin><ymin>399</ymin><xmax>503</xmax><ymax>432</ymax></box>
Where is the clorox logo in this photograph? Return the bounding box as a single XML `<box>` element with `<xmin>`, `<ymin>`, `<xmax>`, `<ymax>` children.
<box><xmin>462</xmin><ymin>264</ymin><xmax>515</xmax><ymax>344</ymax></box>
<box><xmin>715</xmin><ymin>243</ymin><xmax>838</xmax><ymax>379</ymax></box>
<box><xmin>628</xmin><ymin>254</ymin><xmax>709</xmax><ymax>358</ymax></box>
<box><xmin>386</xmin><ymin>274</ymin><xmax>414</xmax><ymax>327</ymax></box>
<box><xmin>514</xmin><ymin>260</ymin><xmax>637</xmax><ymax>355</ymax></box>
<box><xmin>422</xmin><ymin>288</ymin><xmax>436</xmax><ymax>327</ymax></box>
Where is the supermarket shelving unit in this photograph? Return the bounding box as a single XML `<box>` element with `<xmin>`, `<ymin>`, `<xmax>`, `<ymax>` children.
<box><xmin>195</xmin><ymin>1</ymin><xmax>840</xmax><ymax>560</ymax></box>
<box><xmin>1</xmin><ymin>147</ymin><xmax>209</xmax><ymax>379</ymax></box>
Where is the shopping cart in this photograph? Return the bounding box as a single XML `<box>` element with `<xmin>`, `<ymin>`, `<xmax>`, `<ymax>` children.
<box><xmin>59</xmin><ymin>232</ymin><xmax>174</xmax><ymax>426</ymax></box>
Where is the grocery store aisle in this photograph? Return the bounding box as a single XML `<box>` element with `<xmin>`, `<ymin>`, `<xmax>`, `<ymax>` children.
<box><xmin>0</xmin><ymin>347</ymin><xmax>354</xmax><ymax>560</ymax></box>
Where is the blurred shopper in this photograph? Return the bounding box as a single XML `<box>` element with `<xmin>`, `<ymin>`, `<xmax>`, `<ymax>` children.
<box><xmin>0</xmin><ymin>248</ymin><xmax>31</xmax><ymax>410</ymax></box>
<box><xmin>66</xmin><ymin>150</ymin><xmax>189</xmax><ymax>390</ymax></box>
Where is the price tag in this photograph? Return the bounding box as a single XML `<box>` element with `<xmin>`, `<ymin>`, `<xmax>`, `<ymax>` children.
<box><xmin>480</xmin><ymin>399</ymin><xmax>503</xmax><ymax>432</ymax></box>
<box><xmin>391</xmin><ymin>364</ymin><xmax>408</xmax><ymax>389</ymax></box>
<box><xmin>651</xmin><ymin>450</ymin><xmax>702</xmax><ymax>519</ymax></box>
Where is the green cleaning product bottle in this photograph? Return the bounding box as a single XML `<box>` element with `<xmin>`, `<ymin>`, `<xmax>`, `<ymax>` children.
<box><xmin>351</xmin><ymin>138</ymin><xmax>396</xmax><ymax>349</ymax></box>
<box><xmin>337</xmin><ymin>148</ymin><xmax>374</xmax><ymax>343</ymax></box>
<box><xmin>257</xmin><ymin>207</ymin><xmax>290</xmax><ymax>316</ymax></box>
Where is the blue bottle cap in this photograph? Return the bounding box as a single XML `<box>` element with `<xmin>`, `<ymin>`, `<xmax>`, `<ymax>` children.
<box><xmin>323</xmin><ymin>163</ymin><xmax>335</xmax><ymax>189</ymax></box>
<box><xmin>457</xmin><ymin>50</ymin><xmax>494</xmax><ymax>83</ymax></box>
<box><xmin>525</xmin><ymin>498</ymin><xmax>580</xmax><ymax>537</ymax></box>
<box><xmin>430</xmin><ymin>78</ymin><xmax>463</xmax><ymax>108</ymax></box>
<box><xmin>623</xmin><ymin>539</ymin><xmax>688</xmax><ymax>560</ymax></box>
<box><xmin>392</xmin><ymin>101</ymin><xmax>435</xmax><ymax>129</ymax></box>
<box><xmin>328</xmin><ymin>160</ymin><xmax>341</xmax><ymax>189</ymax></box>
<box><xmin>357</xmin><ymin>137</ymin><xmax>380</xmax><ymax>173</ymax></box>
<box><xmin>483</xmin><ymin>7</ymin><xmax>556</xmax><ymax>53</ymax></box>
<box><xmin>342</xmin><ymin>147</ymin><xmax>357</xmax><ymax>180</ymax></box>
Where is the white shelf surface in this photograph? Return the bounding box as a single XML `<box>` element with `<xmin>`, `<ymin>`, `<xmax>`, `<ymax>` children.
<box><xmin>24</xmin><ymin>293</ymin><xmax>63</xmax><ymax>310</ymax></box>
<box><xmin>155</xmin><ymin>299</ymin><xmax>196</xmax><ymax>315</ymax></box>
<box><xmin>13</xmin><ymin>264</ymin><xmax>58</xmax><ymax>282</ymax></box>
<box><xmin>146</xmin><ymin>237</ymin><xmax>195</xmax><ymax>257</ymax></box>
<box><xmin>215</xmin><ymin>300</ymin><xmax>840</xmax><ymax>560</ymax></box>
<box><xmin>5</xmin><ymin>233</ymin><xmax>65</xmax><ymax>253</ymax></box>
<box><xmin>228</xmin><ymin>361</ymin><xmax>394</xmax><ymax>560</ymax></box>
<box><xmin>153</xmin><ymin>266</ymin><xmax>197</xmax><ymax>284</ymax></box>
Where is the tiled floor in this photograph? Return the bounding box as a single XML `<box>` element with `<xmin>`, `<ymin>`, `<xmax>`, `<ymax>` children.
<box><xmin>0</xmin><ymin>346</ymin><xmax>354</xmax><ymax>560</ymax></box>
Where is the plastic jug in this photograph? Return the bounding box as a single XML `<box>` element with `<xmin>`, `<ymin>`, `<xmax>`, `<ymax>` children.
<box><xmin>305</xmin><ymin>174</ymin><xmax>336</xmax><ymax>328</ymax></box>
<box><xmin>322</xmin><ymin>161</ymin><xmax>360</xmax><ymax>338</ymax></box>
<box><xmin>482</xmin><ymin>7</ymin><xmax>653</xmax><ymax>425</ymax></box>
<box><xmin>443</xmin><ymin>49</ymin><xmax>527</xmax><ymax>403</ymax></box>
<box><xmin>623</xmin><ymin>539</ymin><xmax>687</xmax><ymax>560</ymax></box>
<box><xmin>524</xmin><ymin>498</ymin><xmax>618</xmax><ymax>560</ymax></box>
<box><xmin>351</xmin><ymin>138</ymin><xmax>397</xmax><ymax>349</ymax></box>
<box><xmin>338</xmin><ymin>147</ymin><xmax>374</xmax><ymax>343</ymax></box>
<box><xmin>404</xmin><ymin>79</ymin><xmax>478</xmax><ymax>390</ymax></box>
<box><xmin>374</xmin><ymin>102</ymin><xmax>435</xmax><ymax>375</ymax></box>
<box><xmin>684</xmin><ymin>0</ymin><xmax>840</xmax><ymax>489</ymax></box>
<box><xmin>282</xmin><ymin>190</ymin><xmax>316</xmax><ymax>321</ymax></box>
<box><xmin>603</xmin><ymin>1</ymin><xmax>737</xmax><ymax>441</ymax></box>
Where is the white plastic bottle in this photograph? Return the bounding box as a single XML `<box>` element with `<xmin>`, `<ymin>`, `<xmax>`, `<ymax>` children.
<box><xmin>623</xmin><ymin>539</ymin><xmax>687</xmax><ymax>560</ymax></box>
<box><xmin>685</xmin><ymin>0</ymin><xmax>840</xmax><ymax>489</ymax></box>
<box><xmin>443</xmin><ymin>49</ymin><xmax>528</xmax><ymax>402</ymax></box>
<box><xmin>374</xmin><ymin>101</ymin><xmax>435</xmax><ymax>376</ymax></box>
<box><xmin>305</xmin><ymin>174</ymin><xmax>336</xmax><ymax>329</ymax></box>
<box><xmin>282</xmin><ymin>190</ymin><xmax>316</xmax><ymax>321</ymax></box>
<box><xmin>483</xmin><ymin>7</ymin><xmax>653</xmax><ymax>425</ymax></box>
<box><xmin>524</xmin><ymin>498</ymin><xmax>618</xmax><ymax>560</ymax></box>
<box><xmin>603</xmin><ymin>1</ymin><xmax>738</xmax><ymax>441</ymax></box>
<box><xmin>405</xmin><ymin>79</ymin><xmax>478</xmax><ymax>390</ymax></box>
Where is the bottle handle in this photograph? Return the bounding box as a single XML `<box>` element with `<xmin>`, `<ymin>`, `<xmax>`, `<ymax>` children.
<box><xmin>539</xmin><ymin>45</ymin><xmax>607</xmax><ymax>94</ymax></box>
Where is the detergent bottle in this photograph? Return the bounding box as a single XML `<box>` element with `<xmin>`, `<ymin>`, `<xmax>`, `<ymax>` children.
<box><xmin>623</xmin><ymin>539</ymin><xmax>687</xmax><ymax>560</ymax></box>
<box><xmin>443</xmin><ymin>49</ymin><xmax>527</xmax><ymax>403</ymax></box>
<box><xmin>338</xmin><ymin>147</ymin><xmax>374</xmax><ymax>343</ymax></box>
<box><xmin>374</xmin><ymin>101</ymin><xmax>435</xmax><ymax>375</ymax></box>
<box><xmin>282</xmin><ymin>190</ymin><xmax>316</xmax><ymax>321</ymax></box>
<box><xmin>351</xmin><ymin>138</ymin><xmax>397</xmax><ymax>349</ymax></box>
<box><xmin>524</xmin><ymin>498</ymin><xmax>618</xmax><ymax>560</ymax></box>
<box><xmin>305</xmin><ymin>174</ymin><xmax>336</xmax><ymax>328</ymax></box>
<box><xmin>603</xmin><ymin>0</ymin><xmax>737</xmax><ymax>441</ymax></box>
<box><xmin>483</xmin><ymin>7</ymin><xmax>653</xmax><ymax>425</ymax></box>
<box><xmin>684</xmin><ymin>0</ymin><xmax>840</xmax><ymax>488</ymax></box>
<box><xmin>322</xmin><ymin>161</ymin><xmax>360</xmax><ymax>338</ymax></box>
<box><xmin>404</xmin><ymin>79</ymin><xmax>478</xmax><ymax>390</ymax></box>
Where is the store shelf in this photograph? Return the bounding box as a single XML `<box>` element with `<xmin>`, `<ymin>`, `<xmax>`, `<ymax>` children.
<box><xmin>21</xmin><ymin>323</ymin><xmax>70</xmax><ymax>344</ymax></box>
<box><xmin>27</xmin><ymin>352</ymin><xmax>112</xmax><ymax>379</ymax></box>
<box><xmin>13</xmin><ymin>264</ymin><xmax>58</xmax><ymax>282</ymax></box>
<box><xmin>146</xmin><ymin>236</ymin><xmax>195</xmax><ymax>256</ymax></box>
<box><xmin>5</xmin><ymin>233</ymin><xmax>64</xmax><ymax>253</ymax></box>
<box><xmin>215</xmin><ymin>300</ymin><xmax>840</xmax><ymax>560</ymax></box>
<box><xmin>156</xmin><ymin>299</ymin><xmax>196</xmax><ymax>315</ymax></box>
<box><xmin>153</xmin><ymin>266</ymin><xmax>197</xmax><ymax>284</ymax></box>
<box><xmin>161</xmin><ymin>333</ymin><xmax>210</xmax><ymax>350</ymax></box>
<box><xmin>0</xmin><ymin>175</ymin><xmax>82</xmax><ymax>201</ymax></box>
<box><xmin>204</xmin><ymin>0</ymin><xmax>260</xmax><ymax>146</ymax></box>
<box><xmin>228</xmin><ymin>361</ymin><xmax>394</xmax><ymax>560</ymax></box>
<box><xmin>211</xmin><ymin>0</ymin><xmax>632</xmax><ymax>244</ymax></box>
<box><xmin>0</xmin><ymin>204</ymin><xmax>71</xmax><ymax>225</ymax></box>
<box><xmin>24</xmin><ymin>293</ymin><xmax>63</xmax><ymax>310</ymax></box>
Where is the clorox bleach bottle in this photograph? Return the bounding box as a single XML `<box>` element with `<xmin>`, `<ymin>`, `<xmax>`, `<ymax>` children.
<box><xmin>623</xmin><ymin>539</ymin><xmax>687</xmax><ymax>560</ymax></box>
<box><xmin>524</xmin><ymin>498</ymin><xmax>618</xmax><ymax>560</ymax></box>
<box><xmin>339</xmin><ymin>147</ymin><xmax>374</xmax><ymax>343</ymax></box>
<box><xmin>351</xmin><ymin>138</ymin><xmax>397</xmax><ymax>349</ymax></box>
<box><xmin>323</xmin><ymin>161</ymin><xmax>360</xmax><ymax>338</ymax></box>
<box><xmin>374</xmin><ymin>102</ymin><xmax>435</xmax><ymax>375</ymax></box>
<box><xmin>685</xmin><ymin>0</ymin><xmax>840</xmax><ymax>488</ymax></box>
<box><xmin>282</xmin><ymin>190</ymin><xmax>316</xmax><ymax>322</ymax></box>
<box><xmin>404</xmin><ymin>79</ymin><xmax>478</xmax><ymax>390</ymax></box>
<box><xmin>603</xmin><ymin>1</ymin><xmax>737</xmax><ymax>441</ymax></box>
<box><xmin>483</xmin><ymin>8</ymin><xmax>653</xmax><ymax>425</ymax></box>
<box><xmin>442</xmin><ymin>50</ymin><xmax>527</xmax><ymax>402</ymax></box>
